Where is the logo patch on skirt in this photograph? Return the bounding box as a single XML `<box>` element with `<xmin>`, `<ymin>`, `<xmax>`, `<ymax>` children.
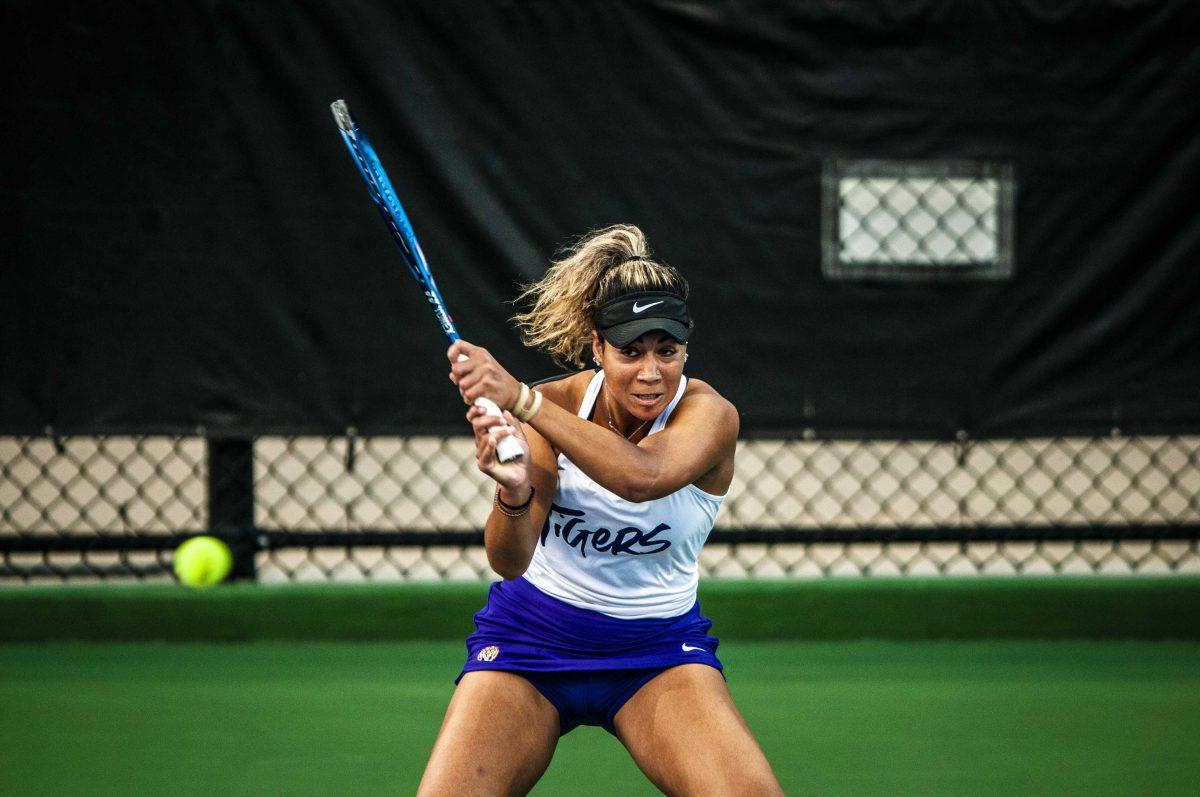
<box><xmin>476</xmin><ymin>645</ymin><xmax>500</xmax><ymax>662</ymax></box>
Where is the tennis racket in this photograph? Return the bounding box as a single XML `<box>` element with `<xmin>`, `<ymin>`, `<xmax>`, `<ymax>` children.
<box><xmin>330</xmin><ymin>99</ymin><xmax>522</xmax><ymax>463</ymax></box>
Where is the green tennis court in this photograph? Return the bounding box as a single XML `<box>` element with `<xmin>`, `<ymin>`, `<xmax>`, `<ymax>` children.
<box><xmin>2</xmin><ymin>638</ymin><xmax>1198</xmax><ymax>795</ymax></box>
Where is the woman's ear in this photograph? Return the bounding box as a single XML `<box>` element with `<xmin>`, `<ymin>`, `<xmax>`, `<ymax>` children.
<box><xmin>591</xmin><ymin>331</ymin><xmax>604</xmax><ymax>368</ymax></box>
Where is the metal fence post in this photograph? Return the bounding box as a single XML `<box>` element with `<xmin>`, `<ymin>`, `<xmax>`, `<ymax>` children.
<box><xmin>207</xmin><ymin>437</ymin><xmax>256</xmax><ymax>581</ymax></box>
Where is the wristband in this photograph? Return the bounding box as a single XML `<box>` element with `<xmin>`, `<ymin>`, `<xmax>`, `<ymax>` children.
<box><xmin>523</xmin><ymin>389</ymin><xmax>543</xmax><ymax>421</ymax></box>
<box><xmin>513</xmin><ymin>383</ymin><xmax>531</xmax><ymax>416</ymax></box>
<box><xmin>512</xmin><ymin>383</ymin><xmax>543</xmax><ymax>422</ymax></box>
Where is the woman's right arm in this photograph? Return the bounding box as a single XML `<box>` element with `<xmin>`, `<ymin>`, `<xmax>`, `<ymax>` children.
<box><xmin>468</xmin><ymin>395</ymin><xmax>558</xmax><ymax>579</ymax></box>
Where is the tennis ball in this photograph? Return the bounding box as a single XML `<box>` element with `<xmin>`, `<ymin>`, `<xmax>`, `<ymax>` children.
<box><xmin>173</xmin><ymin>536</ymin><xmax>232</xmax><ymax>587</ymax></box>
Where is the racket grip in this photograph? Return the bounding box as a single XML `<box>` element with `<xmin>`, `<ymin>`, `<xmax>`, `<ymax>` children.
<box><xmin>454</xmin><ymin>353</ymin><xmax>522</xmax><ymax>463</ymax></box>
<box><xmin>474</xmin><ymin>397</ymin><xmax>523</xmax><ymax>463</ymax></box>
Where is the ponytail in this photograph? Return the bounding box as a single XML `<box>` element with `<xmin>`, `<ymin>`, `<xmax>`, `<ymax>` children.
<box><xmin>513</xmin><ymin>224</ymin><xmax>689</xmax><ymax>368</ymax></box>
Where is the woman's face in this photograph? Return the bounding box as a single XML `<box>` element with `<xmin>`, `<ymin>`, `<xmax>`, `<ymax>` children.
<box><xmin>592</xmin><ymin>330</ymin><xmax>687</xmax><ymax>422</ymax></box>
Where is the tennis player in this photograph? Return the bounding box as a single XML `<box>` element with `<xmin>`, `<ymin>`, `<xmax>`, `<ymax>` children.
<box><xmin>417</xmin><ymin>225</ymin><xmax>783</xmax><ymax>796</ymax></box>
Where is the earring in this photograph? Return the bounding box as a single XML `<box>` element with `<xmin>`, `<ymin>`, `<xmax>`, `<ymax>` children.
<box><xmin>593</xmin><ymin>357</ymin><xmax>601</xmax><ymax>367</ymax></box>
<box><xmin>684</xmin><ymin>354</ymin><xmax>689</xmax><ymax>362</ymax></box>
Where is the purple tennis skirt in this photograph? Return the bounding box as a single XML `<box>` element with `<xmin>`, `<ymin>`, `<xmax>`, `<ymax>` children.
<box><xmin>457</xmin><ymin>576</ymin><xmax>723</xmax><ymax>678</ymax></box>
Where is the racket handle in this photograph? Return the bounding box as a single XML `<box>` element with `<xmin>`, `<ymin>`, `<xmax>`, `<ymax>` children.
<box><xmin>475</xmin><ymin>397</ymin><xmax>523</xmax><ymax>463</ymax></box>
<box><xmin>455</xmin><ymin>353</ymin><xmax>523</xmax><ymax>463</ymax></box>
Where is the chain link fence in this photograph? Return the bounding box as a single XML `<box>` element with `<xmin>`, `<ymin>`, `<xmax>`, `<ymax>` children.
<box><xmin>822</xmin><ymin>159</ymin><xmax>1015</xmax><ymax>280</ymax></box>
<box><xmin>0</xmin><ymin>436</ymin><xmax>206</xmax><ymax>581</ymax></box>
<box><xmin>3</xmin><ymin>433</ymin><xmax>1197</xmax><ymax>583</ymax></box>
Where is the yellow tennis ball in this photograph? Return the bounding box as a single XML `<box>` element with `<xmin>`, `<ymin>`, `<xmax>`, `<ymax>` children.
<box><xmin>173</xmin><ymin>536</ymin><xmax>232</xmax><ymax>587</ymax></box>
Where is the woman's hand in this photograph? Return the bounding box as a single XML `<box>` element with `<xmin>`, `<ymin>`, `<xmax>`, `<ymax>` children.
<box><xmin>467</xmin><ymin>405</ymin><xmax>531</xmax><ymax>491</ymax></box>
<box><xmin>447</xmin><ymin>340</ymin><xmax>522</xmax><ymax>410</ymax></box>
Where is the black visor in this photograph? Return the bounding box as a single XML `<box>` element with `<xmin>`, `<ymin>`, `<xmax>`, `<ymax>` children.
<box><xmin>594</xmin><ymin>291</ymin><xmax>690</xmax><ymax>348</ymax></box>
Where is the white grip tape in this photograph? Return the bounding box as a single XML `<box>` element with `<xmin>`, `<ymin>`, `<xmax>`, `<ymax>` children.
<box><xmin>474</xmin><ymin>397</ymin><xmax>523</xmax><ymax>463</ymax></box>
<box><xmin>456</xmin><ymin>353</ymin><xmax>522</xmax><ymax>463</ymax></box>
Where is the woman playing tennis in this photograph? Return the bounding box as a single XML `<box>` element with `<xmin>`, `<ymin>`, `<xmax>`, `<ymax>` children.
<box><xmin>418</xmin><ymin>225</ymin><xmax>783</xmax><ymax>796</ymax></box>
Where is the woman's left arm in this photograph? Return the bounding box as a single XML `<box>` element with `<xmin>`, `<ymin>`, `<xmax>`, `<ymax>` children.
<box><xmin>540</xmin><ymin>387</ymin><xmax>738</xmax><ymax>502</ymax></box>
<box><xmin>448</xmin><ymin>339</ymin><xmax>738</xmax><ymax>503</ymax></box>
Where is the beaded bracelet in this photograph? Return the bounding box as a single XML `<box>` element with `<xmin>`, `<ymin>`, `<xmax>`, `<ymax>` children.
<box><xmin>494</xmin><ymin>485</ymin><xmax>535</xmax><ymax>517</ymax></box>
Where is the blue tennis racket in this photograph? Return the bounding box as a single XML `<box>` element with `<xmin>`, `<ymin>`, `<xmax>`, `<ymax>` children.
<box><xmin>331</xmin><ymin>99</ymin><xmax>522</xmax><ymax>462</ymax></box>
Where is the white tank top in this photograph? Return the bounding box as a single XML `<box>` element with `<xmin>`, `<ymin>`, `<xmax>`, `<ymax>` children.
<box><xmin>522</xmin><ymin>371</ymin><xmax>725</xmax><ymax>619</ymax></box>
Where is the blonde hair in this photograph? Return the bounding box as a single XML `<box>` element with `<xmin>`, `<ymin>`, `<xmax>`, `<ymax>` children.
<box><xmin>513</xmin><ymin>224</ymin><xmax>690</xmax><ymax>368</ymax></box>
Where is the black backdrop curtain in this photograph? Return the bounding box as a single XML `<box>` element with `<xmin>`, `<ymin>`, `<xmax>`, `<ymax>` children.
<box><xmin>4</xmin><ymin>1</ymin><xmax>1198</xmax><ymax>437</ymax></box>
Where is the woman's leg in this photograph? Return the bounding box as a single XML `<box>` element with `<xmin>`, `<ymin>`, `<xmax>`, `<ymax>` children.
<box><xmin>613</xmin><ymin>664</ymin><xmax>783</xmax><ymax>796</ymax></box>
<box><xmin>417</xmin><ymin>670</ymin><xmax>561</xmax><ymax>797</ymax></box>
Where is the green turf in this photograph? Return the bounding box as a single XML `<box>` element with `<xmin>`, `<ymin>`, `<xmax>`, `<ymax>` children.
<box><xmin>2</xmin><ymin>641</ymin><xmax>1198</xmax><ymax>795</ymax></box>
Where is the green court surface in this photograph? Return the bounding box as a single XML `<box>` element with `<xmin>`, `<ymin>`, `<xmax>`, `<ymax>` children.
<box><xmin>2</xmin><ymin>640</ymin><xmax>1198</xmax><ymax>795</ymax></box>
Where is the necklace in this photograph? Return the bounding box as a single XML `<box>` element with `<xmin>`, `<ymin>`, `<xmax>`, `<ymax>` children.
<box><xmin>603</xmin><ymin>383</ymin><xmax>650</xmax><ymax>440</ymax></box>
